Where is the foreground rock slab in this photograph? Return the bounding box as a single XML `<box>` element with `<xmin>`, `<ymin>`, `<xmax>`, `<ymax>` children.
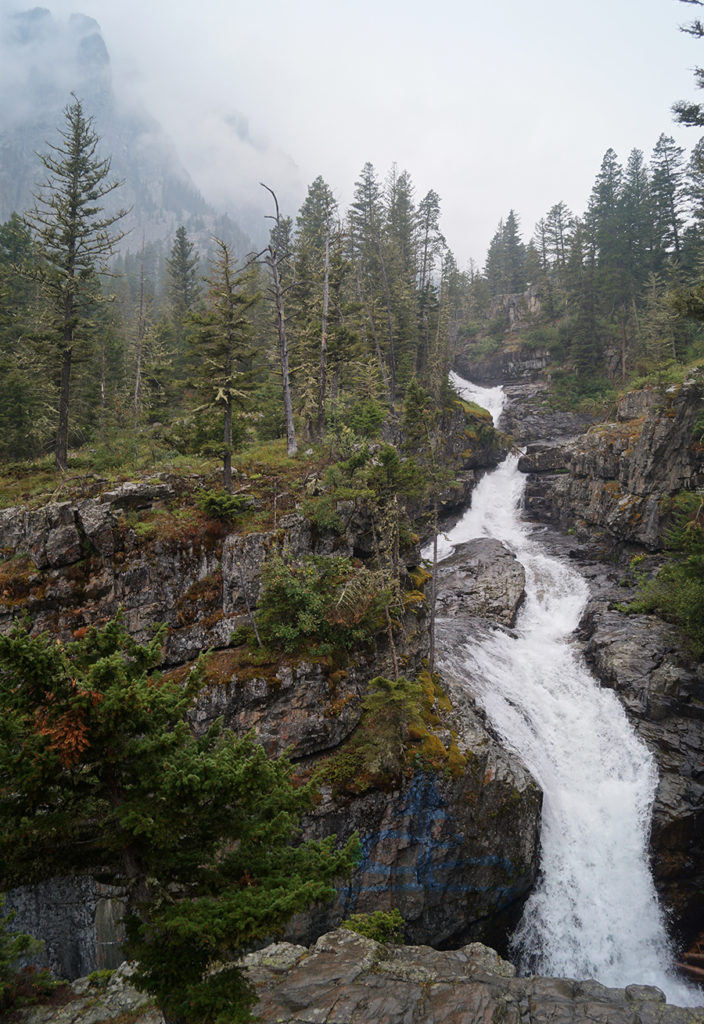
<box><xmin>20</xmin><ymin>929</ymin><xmax>702</xmax><ymax>1024</ymax></box>
<box><xmin>249</xmin><ymin>928</ymin><xmax>702</xmax><ymax>1024</ymax></box>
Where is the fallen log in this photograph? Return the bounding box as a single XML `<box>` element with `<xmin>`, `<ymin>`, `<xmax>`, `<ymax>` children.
<box><xmin>677</xmin><ymin>962</ymin><xmax>704</xmax><ymax>981</ymax></box>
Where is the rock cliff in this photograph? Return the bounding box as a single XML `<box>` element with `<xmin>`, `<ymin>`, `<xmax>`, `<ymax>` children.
<box><xmin>1</xmin><ymin>410</ymin><xmax>536</xmax><ymax>976</ymax></box>
<box><xmin>519</xmin><ymin>376</ymin><xmax>704</xmax><ymax>550</ymax></box>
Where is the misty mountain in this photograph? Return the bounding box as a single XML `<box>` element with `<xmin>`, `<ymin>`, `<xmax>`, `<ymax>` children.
<box><xmin>0</xmin><ymin>7</ymin><xmax>254</xmax><ymax>259</ymax></box>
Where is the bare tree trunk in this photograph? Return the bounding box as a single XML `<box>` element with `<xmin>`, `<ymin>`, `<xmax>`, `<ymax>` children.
<box><xmin>56</xmin><ymin>345</ymin><xmax>71</xmax><ymax>471</ymax></box>
<box><xmin>429</xmin><ymin>500</ymin><xmax>438</xmax><ymax>675</ymax></box>
<box><xmin>376</xmin><ymin>242</ymin><xmax>397</xmax><ymax>411</ymax></box>
<box><xmin>99</xmin><ymin>337</ymin><xmax>106</xmax><ymax>442</ymax></box>
<box><xmin>621</xmin><ymin>317</ymin><xmax>628</xmax><ymax>382</ymax></box>
<box><xmin>356</xmin><ymin>274</ymin><xmax>391</xmax><ymax>404</ymax></box>
<box><xmin>271</xmin><ymin>255</ymin><xmax>297</xmax><ymax>456</ymax></box>
<box><xmin>133</xmin><ymin>242</ymin><xmax>146</xmax><ymax>429</ymax></box>
<box><xmin>317</xmin><ymin>232</ymin><xmax>330</xmax><ymax>439</ymax></box>
<box><xmin>223</xmin><ymin>395</ymin><xmax>233</xmax><ymax>493</ymax></box>
<box><xmin>261</xmin><ymin>183</ymin><xmax>297</xmax><ymax>457</ymax></box>
<box><xmin>235</xmin><ymin>560</ymin><xmax>262</xmax><ymax>647</ymax></box>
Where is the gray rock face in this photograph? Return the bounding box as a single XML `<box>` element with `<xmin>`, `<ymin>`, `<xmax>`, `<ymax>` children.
<box><xmin>191</xmin><ymin>658</ymin><xmax>367</xmax><ymax>760</ymax></box>
<box><xmin>436</xmin><ymin>538</ymin><xmax>526</xmax><ymax>627</ymax></box>
<box><xmin>580</xmin><ymin>598</ymin><xmax>704</xmax><ymax>935</ymax></box>
<box><xmin>246</xmin><ymin>928</ymin><xmax>701</xmax><ymax>1024</ymax></box>
<box><xmin>456</xmin><ymin>342</ymin><xmax>551</xmax><ymax>385</ymax></box>
<box><xmin>518</xmin><ymin>443</ymin><xmax>569</xmax><ymax>473</ymax></box>
<box><xmin>521</xmin><ymin>375</ymin><xmax>704</xmax><ymax>549</ymax></box>
<box><xmin>5</xmin><ymin>877</ymin><xmax>124</xmax><ymax>979</ymax></box>
<box><xmin>18</xmin><ymin>931</ymin><xmax>702</xmax><ymax>1024</ymax></box>
<box><xmin>501</xmin><ymin>382</ymin><xmax>598</xmax><ymax>444</ymax></box>
<box><xmin>296</xmin><ymin>728</ymin><xmax>541</xmax><ymax>951</ymax></box>
<box><xmin>188</xmin><ymin>634</ymin><xmax>540</xmax><ymax>950</ymax></box>
<box><xmin>16</xmin><ymin>961</ymin><xmax>160</xmax><ymax>1024</ymax></box>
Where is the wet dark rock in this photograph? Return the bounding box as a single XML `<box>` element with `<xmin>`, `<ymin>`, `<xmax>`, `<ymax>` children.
<box><xmin>579</xmin><ymin>596</ymin><xmax>704</xmax><ymax>939</ymax></box>
<box><xmin>5</xmin><ymin>876</ymin><xmax>124</xmax><ymax>979</ymax></box>
<box><xmin>436</xmin><ymin>538</ymin><xmax>526</xmax><ymax>628</ymax></box>
<box><xmin>294</xmin><ymin>708</ymin><xmax>541</xmax><ymax>951</ymax></box>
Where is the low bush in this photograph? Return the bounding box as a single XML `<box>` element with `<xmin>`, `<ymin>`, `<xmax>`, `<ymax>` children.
<box><xmin>342</xmin><ymin>908</ymin><xmax>405</xmax><ymax>944</ymax></box>
<box><xmin>256</xmin><ymin>554</ymin><xmax>390</xmax><ymax>658</ymax></box>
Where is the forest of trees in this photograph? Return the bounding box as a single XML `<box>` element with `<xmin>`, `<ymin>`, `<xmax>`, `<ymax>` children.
<box><xmin>0</xmin><ymin>102</ymin><xmax>459</xmax><ymax>477</ymax></box>
<box><xmin>478</xmin><ymin>133</ymin><xmax>704</xmax><ymax>393</ymax></box>
<box><xmin>2</xmin><ymin>91</ymin><xmax>704</xmax><ymax>478</ymax></box>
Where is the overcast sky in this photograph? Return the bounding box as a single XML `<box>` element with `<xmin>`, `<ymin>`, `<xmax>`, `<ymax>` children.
<box><xmin>3</xmin><ymin>0</ymin><xmax>703</xmax><ymax>265</ymax></box>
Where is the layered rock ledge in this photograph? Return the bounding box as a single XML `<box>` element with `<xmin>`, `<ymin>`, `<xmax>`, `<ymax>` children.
<box><xmin>17</xmin><ymin>930</ymin><xmax>703</xmax><ymax>1024</ymax></box>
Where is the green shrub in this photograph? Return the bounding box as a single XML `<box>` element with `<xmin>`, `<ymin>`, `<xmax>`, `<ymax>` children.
<box><xmin>343</xmin><ymin>908</ymin><xmax>405</xmax><ymax>944</ymax></box>
<box><xmin>197</xmin><ymin>489</ymin><xmax>252</xmax><ymax>520</ymax></box>
<box><xmin>343</xmin><ymin>398</ymin><xmax>388</xmax><ymax>438</ymax></box>
<box><xmin>256</xmin><ymin>555</ymin><xmax>390</xmax><ymax>658</ymax></box>
<box><xmin>623</xmin><ymin>493</ymin><xmax>704</xmax><ymax>656</ymax></box>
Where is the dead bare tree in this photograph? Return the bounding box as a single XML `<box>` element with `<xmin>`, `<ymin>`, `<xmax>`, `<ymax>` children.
<box><xmin>317</xmin><ymin>230</ymin><xmax>330</xmax><ymax>439</ymax></box>
<box><xmin>260</xmin><ymin>183</ymin><xmax>297</xmax><ymax>457</ymax></box>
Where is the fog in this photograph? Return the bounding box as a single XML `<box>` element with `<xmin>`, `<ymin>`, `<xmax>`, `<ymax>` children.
<box><xmin>0</xmin><ymin>0</ymin><xmax>701</xmax><ymax>264</ymax></box>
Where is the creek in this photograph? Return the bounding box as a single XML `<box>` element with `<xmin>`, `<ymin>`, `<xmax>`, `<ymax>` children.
<box><xmin>432</xmin><ymin>373</ymin><xmax>700</xmax><ymax>1005</ymax></box>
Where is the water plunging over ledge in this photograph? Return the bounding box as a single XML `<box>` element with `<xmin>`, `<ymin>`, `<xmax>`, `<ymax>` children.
<box><xmin>429</xmin><ymin>375</ymin><xmax>700</xmax><ymax>1006</ymax></box>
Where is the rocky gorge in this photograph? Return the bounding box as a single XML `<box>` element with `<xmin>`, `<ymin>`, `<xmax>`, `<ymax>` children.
<box><xmin>512</xmin><ymin>370</ymin><xmax>704</xmax><ymax>949</ymax></box>
<box><xmin>4</xmin><ymin>360</ymin><xmax>704</xmax><ymax>1021</ymax></box>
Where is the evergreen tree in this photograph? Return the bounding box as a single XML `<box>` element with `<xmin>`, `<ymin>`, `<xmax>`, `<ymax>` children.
<box><xmin>621</xmin><ymin>149</ymin><xmax>655</xmax><ymax>290</ymax></box>
<box><xmin>543</xmin><ymin>202</ymin><xmax>573</xmax><ymax>270</ymax></box>
<box><xmin>673</xmin><ymin>0</ymin><xmax>704</xmax><ymax>126</ymax></box>
<box><xmin>565</xmin><ymin>219</ymin><xmax>603</xmax><ymax>376</ymax></box>
<box><xmin>383</xmin><ymin>166</ymin><xmax>419</xmax><ymax>383</ymax></box>
<box><xmin>166</xmin><ymin>226</ymin><xmax>201</xmax><ymax>317</ymax></box>
<box><xmin>0</xmin><ymin>214</ymin><xmax>44</xmax><ymax>460</ymax></box>
<box><xmin>484</xmin><ymin>211</ymin><xmax>526</xmax><ymax>295</ymax></box>
<box><xmin>292</xmin><ymin>176</ymin><xmax>339</xmax><ymax>439</ymax></box>
<box><xmin>503</xmin><ymin>210</ymin><xmax>526</xmax><ymax>292</ymax></box>
<box><xmin>0</xmin><ymin>617</ymin><xmax>357</xmax><ymax>1024</ymax></box>
<box><xmin>26</xmin><ymin>96</ymin><xmax>127</xmax><ymax>471</ymax></box>
<box><xmin>415</xmin><ymin>189</ymin><xmax>445</xmax><ymax>375</ymax></box>
<box><xmin>587</xmin><ymin>148</ymin><xmax>631</xmax><ymax>376</ymax></box>
<box><xmin>188</xmin><ymin>239</ymin><xmax>259</xmax><ymax>490</ymax></box>
<box><xmin>349</xmin><ymin>162</ymin><xmax>397</xmax><ymax>409</ymax></box>
<box><xmin>650</xmin><ymin>134</ymin><xmax>686</xmax><ymax>260</ymax></box>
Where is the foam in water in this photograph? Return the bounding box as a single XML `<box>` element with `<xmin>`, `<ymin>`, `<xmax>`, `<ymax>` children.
<box><xmin>433</xmin><ymin>376</ymin><xmax>701</xmax><ymax>1006</ymax></box>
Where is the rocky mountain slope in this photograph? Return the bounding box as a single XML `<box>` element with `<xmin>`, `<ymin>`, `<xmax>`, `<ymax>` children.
<box><xmin>4</xmin><ymin>368</ymin><xmax>704</xmax><ymax>1017</ymax></box>
<box><xmin>0</xmin><ymin>7</ymin><xmax>253</xmax><ymax>256</ymax></box>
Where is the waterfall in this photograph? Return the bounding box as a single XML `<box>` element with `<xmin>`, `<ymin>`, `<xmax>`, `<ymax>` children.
<box><xmin>431</xmin><ymin>375</ymin><xmax>700</xmax><ymax>1005</ymax></box>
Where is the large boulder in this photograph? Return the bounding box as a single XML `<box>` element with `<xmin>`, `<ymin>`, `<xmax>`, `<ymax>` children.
<box><xmin>435</xmin><ymin>538</ymin><xmax>526</xmax><ymax>627</ymax></box>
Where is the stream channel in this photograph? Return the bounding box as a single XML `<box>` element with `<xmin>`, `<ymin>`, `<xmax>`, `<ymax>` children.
<box><xmin>429</xmin><ymin>372</ymin><xmax>701</xmax><ymax>1006</ymax></box>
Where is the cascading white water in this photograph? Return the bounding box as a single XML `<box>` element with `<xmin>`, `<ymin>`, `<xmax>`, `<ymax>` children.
<box><xmin>432</xmin><ymin>376</ymin><xmax>700</xmax><ymax>1006</ymax></box>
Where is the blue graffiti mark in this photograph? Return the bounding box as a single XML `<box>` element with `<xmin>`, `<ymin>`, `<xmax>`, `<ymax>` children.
<box><xmin>339</xmin><ymin>772</ymin><xmax>520</xmax><ymax>915</ymax></box>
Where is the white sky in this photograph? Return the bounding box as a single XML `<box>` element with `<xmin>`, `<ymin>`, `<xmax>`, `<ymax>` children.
<box><xmin>4</xmin><ymin>0</ymin><xmax>703</xmax><ymax>265</ymax></box>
